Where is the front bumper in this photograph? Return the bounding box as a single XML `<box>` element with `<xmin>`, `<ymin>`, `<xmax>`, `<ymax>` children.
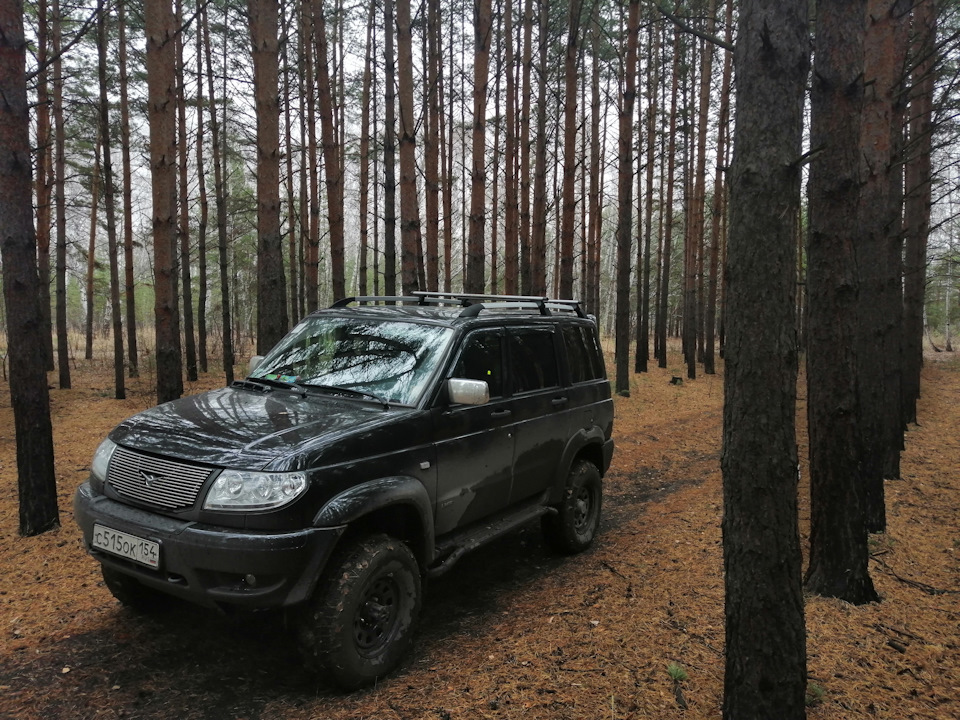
<box><xmin>74</xmin><ymin>482</ymin><xmax>344</xmax><ymax>609</ymax></box>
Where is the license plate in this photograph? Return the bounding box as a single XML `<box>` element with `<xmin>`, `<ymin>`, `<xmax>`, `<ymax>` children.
<box><xmin>92</xmin><ymin>525</ymin><xmax>160</xmax><ymax>569</ymax></box>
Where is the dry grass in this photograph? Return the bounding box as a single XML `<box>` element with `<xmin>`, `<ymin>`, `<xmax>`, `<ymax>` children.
<box><xmin>0</xmin><ymin>351</ymin><xmax>957</xmax><ymax>719</ymax></box>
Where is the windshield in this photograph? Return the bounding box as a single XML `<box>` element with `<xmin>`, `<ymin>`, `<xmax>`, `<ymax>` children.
<box><xmin>248</xmin><ymin>316</ymin><xmax>454</xmax><ymax>406</ymax></box>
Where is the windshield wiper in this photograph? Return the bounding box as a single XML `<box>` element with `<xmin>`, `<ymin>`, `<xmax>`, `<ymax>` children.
<box><xmin>241</xmin><ymin>376</ymin><xmax>308</xmax><ymax>397</ymax></box>
<box><xmin>301</xmin><ymin>383</ymin><xmax>389</xmax><ymax>409</ymax></box>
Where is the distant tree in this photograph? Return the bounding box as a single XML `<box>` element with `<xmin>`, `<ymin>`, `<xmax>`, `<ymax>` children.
<box><xmin>249</xmin><ymin>0</ymin><xmax>288</xmax><ymax>351</ymax></box>
<box><xmin>465</xmin><ymin>0</ymin><xmax>492</xmax><ymax>294</ymax></box>
<box><xmin>902</xmin><ymin>0</ymin><xmax>937</xmax><ymax>426</ymax></box>
<box><xmin>146</xmin><ymin>0</ymin><xmax>184</xmax><ymax>403</ymax></box>
<box><xmin>615</xmin><ymin>0</ymin><xmax>639</xmax><ymax>397</ymax></box>
<box><xmin>0</xmin><ymin>0</ymin><xmax>60</xmax><ymax>535</ymax></box>
<box><xmin>558</xmin><ymin>0</ymin><xmax>583</xmax><ymax>300</ymax></box>
<box><xmin>97</xmin><ymin>0</ymin><xmax>125</xmax><ymax>400</ymax></box>
<box><xmin>396</xmin><ymin>0</ymin><xmax>422</xmax><ymax>295</ymax></box>
<box><xmin>529</xmin><ymin>0</ymin><xmax>550</xmax><ymax>296</ymax></box>
<box><xmin>118</xmin><ymin>0</ymin><xmax>139</xmax><ymax>378</ymax></box>
<box><xmin>656</xmin><ymin>18</ymin><xmax>680</xmax><ymax>369</ymax></box>
<box><xmin>805</xmin><ymin>0</ymin><xmax>879</xmax><ymax>605</ymax></box>
<box><xmin>84</xmin><ymin>135</ymin><xmax>101</xmax><ymax>362</ymax></box>
<box><xmin>35</xmin><ymin>0</ymin><xmax>54</xmax><ymax>371</ymax></box>
<box><xmin>316</xmin><ymin>0</ymin><xmax>346</xmax><ymax>302</ymax></box>
<box><xmin>721</xmin><ymin>0</ymin><xmax>809</xmax><ymax>716</ymax></box>
<box><xmin>383</xmin><ymin>0</ymin><xmax>397</xmax><ymax>296</ymax></box>
<box><xmin>424</xmin><ymin>0</ymin><xmax>441</xmax><ymax>292</ymax></box>
<box><xmin>52</xmin><ymin>0</ymin><xmax>70</xmax><ymax>390</ymax></box>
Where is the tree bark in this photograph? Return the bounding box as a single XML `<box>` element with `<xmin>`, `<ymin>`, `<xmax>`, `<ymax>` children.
<box><xmin>466</xmin><ymin>0</ymin><xmax>492</xmax><ymax>293</ymax></box>
<box><xmin>52</xmin><ymin>0</ymin><xmax>70</xmax><ymax>389</ymax></box>
<box><xmin>249</xmin><ymin>0</ymin><xmax>288</xmax><ymax>351</ymax></box>
<box><xmin>396</xmin><ymin>0</ymin><xmax>422</xmax><ymax>295</ymax></box>
<box><xmin>97</xmin><ymin>0</ymin><xmax>125</xmax><ymax>400</ymax></box>
<box><xmin>805</xmin><ymin>0</ymin><xmax>879</xmax><ymax>604</ymax></box>
<box><xmin>176</xmin><ymin>0</ymin><xmax>197</xmax><ymax>382</ymax></box>
<box><xmin>84</xmin><ymin>136</ymin><xmax>101</xmax><ymax>362</ymax></box>
<box><xmin>146</xmin><ymin>0</ymin><xmax>183</xmax><ymax>403</ymax></box>
<box><xmin>722</xmin><ymin>0</ymin><xmax>809</xmax><ymax>716</ymax></box>
<box><xmin>384</xmin><ymin>0</ymin><xmax>398</xmax><ymax>296</ymax></box>
<box><xmin>558</xmin><ymin>0</ymin><xmax>583</xmax><ymax>300</ymax></box>
<box><xmin>118</xmin><ymin>0</ymin><xmax>139</xmax><ymax>377</ymax></box>
<box><xmin>0</xmin><ymin>0</ymin><xmax>60</xmax><ymax>535</ymax></box>
<box><xmin>35</xmin><ymin>0</ymin><xmax>54</xmax><ymax>371</ymax></box>
<box><xmin>615</xmin><ymin>0</ymin><xmax>639</xmax><ymax>397</ymax></box>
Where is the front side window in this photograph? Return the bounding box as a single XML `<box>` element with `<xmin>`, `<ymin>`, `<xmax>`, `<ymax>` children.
<box><xmin>250</xmin><ymin>317</ymin><xmax>453</xmax><ymax>406</ymax></box>
<box><xmin>452</xmin><ymin>331</ymin><xmax>503</xmax><ymax>398</ymax></box>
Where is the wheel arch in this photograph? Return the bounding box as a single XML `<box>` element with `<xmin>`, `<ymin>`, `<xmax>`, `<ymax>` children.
<box><xmin>312</xmin><ymin>476</ymin><xmax>435</xmax><ymax>568</ymax></box>
<box><xmin>549</xmin><ymin>429</ymin><xmax>608</xmax><ymax>505</ymax></box>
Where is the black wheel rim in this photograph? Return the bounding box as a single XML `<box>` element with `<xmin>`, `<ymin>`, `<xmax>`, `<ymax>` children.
<box><xmin>353</xmin><ymin>573</ymin><xmax>401</xmax><ymax>657</ymax></box>
<box><xmin>572</xmin><ymin>484</ymin><xmax>594</xmax><ymax>533</ymax></box>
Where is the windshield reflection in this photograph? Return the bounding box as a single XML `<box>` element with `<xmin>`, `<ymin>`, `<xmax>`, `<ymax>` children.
<box><xmin>249</xmin><ymin>317</ymin><xmax>453</xmax><ymax>406</ymax></box>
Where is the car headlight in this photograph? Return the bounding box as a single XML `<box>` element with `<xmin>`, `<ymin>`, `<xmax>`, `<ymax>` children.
<box><xmin>91</xmin><ymin>438</ymin><xmax>117</xmax><ymax>485</ymax></box>
<box><xmin>203</xmin><ymin>469</ymin><xmax>308</xmax><ymax>511</ymax></box>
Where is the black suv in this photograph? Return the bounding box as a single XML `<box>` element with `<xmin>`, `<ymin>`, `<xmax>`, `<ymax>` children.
<box><xmin>74</xmin><ymin>292</ymin><xmax>614</xmax><ymax>688</ymax></box>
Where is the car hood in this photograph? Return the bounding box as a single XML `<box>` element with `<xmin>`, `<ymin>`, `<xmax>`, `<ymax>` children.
<box><xmin>109</xmin><ymin>385</ymin><xmax>407</xmax><ymax>471</ymax></box>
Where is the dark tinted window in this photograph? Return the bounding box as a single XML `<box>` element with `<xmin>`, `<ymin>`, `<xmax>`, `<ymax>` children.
<box><xmin>563</xmin><ymin>324</ymin><xmax>604</xmax><ymax>383</ymax></box>
<box><xmin>453</xmin><ymin>331</ymin><xmax>503</xmax><ymax>398</ymax></box>
<box><xmin>509</xmin><ymin>329</ymin><xmax>559</xmax><ymax>393</ymax></box>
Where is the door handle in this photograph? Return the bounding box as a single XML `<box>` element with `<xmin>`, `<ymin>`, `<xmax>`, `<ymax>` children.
<box><xmin>490</xmin><ymin>408</ymin><xmax>512</xmax><ymax>418</ymax></box>
<box><xmin>552</xmin><ymin>396</ymin><xmax>569</xmax><ymax>407</ymax></box>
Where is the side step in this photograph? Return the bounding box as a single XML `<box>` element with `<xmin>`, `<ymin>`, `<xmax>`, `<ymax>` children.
<box><xmin>427</xmin><ymin>499</ymin><xmax>555</xmax><ymax>578</ymax></box>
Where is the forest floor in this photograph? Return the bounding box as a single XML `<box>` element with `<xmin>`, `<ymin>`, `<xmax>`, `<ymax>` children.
<box><xmin>0</xmin><ymin>350</ymin><xmax>958</xmax><ymax>719</ymax></box>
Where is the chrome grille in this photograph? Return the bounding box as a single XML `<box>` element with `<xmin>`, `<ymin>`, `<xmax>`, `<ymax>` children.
<box><xmin>108</xmin><ymin>446</ymin><xmax>214</xmax><ymax>510</ymax></box>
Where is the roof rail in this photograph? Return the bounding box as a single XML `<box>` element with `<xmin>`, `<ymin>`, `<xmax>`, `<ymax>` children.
<box><xmin>330</xmin><ymin>293</ymin><xmax>587</xmax><ymax>319</ymax></box>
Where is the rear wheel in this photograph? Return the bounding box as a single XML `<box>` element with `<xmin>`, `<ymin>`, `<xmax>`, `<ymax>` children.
<box><xmin>542</xmin><ymin>459</ymin><xmax>602</xmax><ymax>554</ymax></box>
<box><xmin>297</xmin><ymin>534</ymin><xmax>422</xmax><ymax>690</ymax></box>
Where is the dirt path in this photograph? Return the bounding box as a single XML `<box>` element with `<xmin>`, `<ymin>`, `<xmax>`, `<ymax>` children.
<box><xmin>0</xmin><ymin>357</ymin><xmax>957</xmax><ymax>719</ymax></box>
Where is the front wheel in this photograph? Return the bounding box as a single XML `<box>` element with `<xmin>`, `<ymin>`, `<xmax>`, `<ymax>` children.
<box><xmin>542</xmin><ymin>459</ymin><xmax>602</xmax><ymax>554</ymax></box>
<box><xmin>297</xmin><ymin>534</ymin><xmax>422</xmax><ymax>690</ymax></box>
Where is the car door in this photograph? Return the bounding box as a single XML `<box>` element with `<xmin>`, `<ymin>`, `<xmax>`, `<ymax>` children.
<box><xmin>506</xmin><ymin>325</ymin><xmax>571</xmax><ymax>504</ymax></box>
<box><xmin>431</xmin><ymin>328</ymin><xmax>515</xmax><ymax>535</ymax></box>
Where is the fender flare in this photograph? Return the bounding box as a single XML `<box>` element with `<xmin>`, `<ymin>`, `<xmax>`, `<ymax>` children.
<box><xmin>548</xmin><ymin>427</ymin><xmax>609</xmax><ymax>505</ymax></box>
<box><xmin>313</xmin><ymin>476</ymin><xmax>435</xmax><ymax>563</ymax></box>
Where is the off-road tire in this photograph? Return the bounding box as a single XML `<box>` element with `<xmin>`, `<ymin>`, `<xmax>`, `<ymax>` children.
<box><xmin>101</xmin><ymin>566</ymin><xmax>168</xmax><ymax>612</ymax></box>
<box><xmin>541</xmin><ymin>459</ymin><xmax>602</xmax><ymax>554</ymax></box>
<box><xmin>297</xmin><ymin>534</ymin><xmax>422</xmax><ymax>690</ymax></box>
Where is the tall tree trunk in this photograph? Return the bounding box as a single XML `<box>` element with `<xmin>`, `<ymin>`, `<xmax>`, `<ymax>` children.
<box><xmin>705</xmin><ymin>0</ymin><xmax>733</xmax><ymax>375</ymax></box>
<box><xmin>424</xmin><ymin>0</ymin><xmax>441</xmax><ymax>291</ymax></box>
<box><xmin>530</xmin><ymin>0</ymin><xmax>550</xmax><ymax>296</ymax></box>
<box><xmin>118</xmin><ymin>0</ymin><xmax>138</xmax><ymax>377</ymax></box>
<box><xmin>614</xmin><ymin>0</ymin><xmax>639</xmax><ymax>397</ymax></box>
<box><xmin>858</xmin><ymin>0</ymin><xmax>911</xmax><ymax>530</ymax></box>
<box><xmin>97</xmin><ymin>0</ymin><xmax>125</xmax><ymax>400</ymax></box>
<box><xmin>587</xmin><ymin>20</ymin><xmax>602</xmax><ymax>317</ymax></box>
<box><xmin>249</xmin><ymin>0</ymin><xmax>288</xmax><ymax>351</ymax></box>
<box><xmin>281</xmin><ymin>0</ymin><xmax>298</xmax><ymax>326</ymax></box>
<box><xmin>315</xmin><ymin>0</ymin><xmax>346</xmax><ymax>302</ymax></box>
<box><xmin>466</xmin><ymin>0</ymin><xmax>492</xmax><ymax>293</ymax></box>
<box><xmin>202</xmin><ymin>2</ymin><xmax>233</xmax><ymax>384</ymax></box>
<box><xmin>519</xmin><ymin>0</ymin><xmax>533</xmax><ymax>295</ymax></box>
<box><xmin>0</xmin><ymin>0</ymin><xmax>59</xmax><ymax>535</ymax></box>
<box><xmin>195</xmin><ymin>0</ymin><xmax>209</xmax><ymax>371</ymax></box>
<box><xmin>146</xmin><ymin>0</ymin><xmax>183</xmax><ymax>403</ymax></box>
<box><xmin>358</xmin><ymin>0</ymin><xmax>376</xmax><ymax>296</ymax></box>
<box><xmin>35</xmin><ymin>0</ymin><xmax>54</xmax><ymax>371</ymax></box>
<box><xmin>657</xmin><ymin>15</ymin><xmax>680</xmax><ymax>369</ymax></box>
<box><xmin>502</xmin><ymin>0</ymin><xmax>518</xmax><ymax>294</ymax></box>
<box><xmin>176</xmin><ymin>0</ymin><xmax>197</xmax><ymax>382</ymax></box>
<box><xmin>384</xmin><ymin>0</ymin><xmax>397</xmax><ymax>295</ymax></box>
<box><xmin>805</xmin><ymin>0</ymin><xmax>879</xmax><ymax>604</ymax></box>
<box><xmin>636</xmin><ymin>11</ymin><xmax>659</xmax><ymax>374</ymax></box>
<box><xmin>303</xmin><ymin>0</ymin><xmax>319</xmax><ymax>312</ymax></box>
<box><xmin>559</xmin><ymin>0</ymin><xmax>583</xmax><ymax>300</ymax></box>
<box><xmin>85</xmin><ymin>137</ymin><xmax>101</xmax><ymax>362</ymax></box>
<box><xmin>396</xmin><ymin>0</ymin><xmax>422</xmax><ymax>295</ymax></box>
<box><xmin>52</xmin><ymin>0</ymin><xmax>70</xmax><ymax>389</ymax></box>
<box><xmin>902</xmin><ymin>0</ymin><xmax>936</xmax><ymax>426</ymax></box>
<box><xmin>722</xmin><ymin>0</ymin><xmax>809</xmax><ymax>715</ymax></box>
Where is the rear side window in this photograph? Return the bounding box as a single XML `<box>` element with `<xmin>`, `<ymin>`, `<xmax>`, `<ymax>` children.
<box><xmin>563</xmin><ymin>325</ymin><xmax>604</xmax><ymax>383</ymax></box>
<box><xmin>508</xmin><ymin>329</ymin><xmax>559</xmax><ymax>393</ymax></box>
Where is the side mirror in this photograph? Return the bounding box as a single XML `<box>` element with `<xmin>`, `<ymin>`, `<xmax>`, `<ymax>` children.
<box><xmin>447</xmin><ymin>378</ymin><xmax>490</xmax><ymax>406</ymax></box>
<box><xmin>248</xmin><ymin>355</ymin><xmax>265</xmax><ymax>374</ymax></box>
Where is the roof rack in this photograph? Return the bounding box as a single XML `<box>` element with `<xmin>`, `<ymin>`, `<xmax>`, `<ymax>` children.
<box><xmin>330</xmin><ymin>292</ymin><xmax>587</xmax><ymax>319</ymax></box>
